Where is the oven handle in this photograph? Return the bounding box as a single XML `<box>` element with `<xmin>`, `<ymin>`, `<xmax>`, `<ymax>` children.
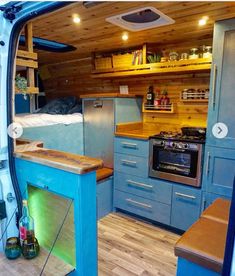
<box><xmin>175</xmin><ymin>192</ymin><xmax>196</xmax><ymax>200</ymax></box>
<box><xmin>164</xmin><ymin>147</ymin><xmax>187</xmax><ymax>153</ymax></box>
<box><xmin>127</xmin><ymin>180</ymin><xmax>153</xmax><ymax>190</ymax></box>
<box><xmin>126</xmin><ymin>198</ymin><xmax>152</xmax><ymax>209</ymax></box>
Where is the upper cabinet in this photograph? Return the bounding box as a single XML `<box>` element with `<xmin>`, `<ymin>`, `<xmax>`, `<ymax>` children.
<box><xmin>206</xmin><ymin>18</ymin><xmax>235</xmax><ymax>148</ymax></box>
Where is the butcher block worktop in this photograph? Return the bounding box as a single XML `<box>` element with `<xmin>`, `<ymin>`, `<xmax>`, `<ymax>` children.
<box><xmin>15</xmin><ymin>145</ymin><xmax>103</xmax><ymax>175</ymax></box>
<box><xmin>115</xmin><ymin>122</ymin><xmax>181</xmax><ymax>140</ymax></box>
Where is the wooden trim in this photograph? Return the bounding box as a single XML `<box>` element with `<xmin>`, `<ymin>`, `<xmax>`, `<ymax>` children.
<box><xmin>80</xmin><ymin>93</ymin><xmax>143</xmax><ymax>99</ymax></box>
<box><xmin>142</xmin><ymin>44</ymin><xmax>147</xmax><ymax>65</ymax></box>
<box><xmin>25</xmin><ymin>22</ymin><xmax>33</xmax><ymax>52</ymax></box>
<box><xmin>15</xmin><ymin>86</ymin><xmax>39</xmax><ymax>94</ymax></box>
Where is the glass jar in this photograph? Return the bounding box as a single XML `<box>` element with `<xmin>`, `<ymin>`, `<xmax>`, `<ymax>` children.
<box><xmin>5</xmin><ymin>237</ymin><xmax>21</xmax><ymax>259</ymax></box>
<box><xmin>203</xmin><ymin>46</ymin><xmax>212</xmax><ymax>58</ymax></box>
<box><xmin>189</xmin><ymin>48</ymin><xmax>199</xmax><ymax>59</ymax></box>
<box><xmin>182</xmin><ymin>89</ymin><xmax>188</xmax><ymax>100</ymax></box>
<box><xmin>22</xmin><ymin>237</ymin><xmax>40</xmax><ymax>259</ymax></box>
<box><xmin>169</xmin><ymin>51</ymin><xmax>179</xmax><ymax>61</ymax></box>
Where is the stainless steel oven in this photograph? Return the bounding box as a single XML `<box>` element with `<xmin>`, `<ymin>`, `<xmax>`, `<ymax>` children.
<box><xmin>149</xmin><ymin>138</ymin><xmax>203</xmax><ymax>187</ymax></box>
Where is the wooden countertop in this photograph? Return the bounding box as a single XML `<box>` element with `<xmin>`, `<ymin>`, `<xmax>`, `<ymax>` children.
<box><xmin>15</xmin><ymin>146</ymin><xmax>103</xmax><ymax>175</ymax></box>
<box><xmin>80</xmin><ymin>93</ymin><xmax>142</xmax><ymax>99</ymax></box>
<box><xmin>115</xmin><ymin>129</ymin><xmax>157</xmax><ymax>140</ymax></box>
<box><xmin>115</xmin><ymin>122</ymin><xmax>181</xmax><ymax>140</ymax></box>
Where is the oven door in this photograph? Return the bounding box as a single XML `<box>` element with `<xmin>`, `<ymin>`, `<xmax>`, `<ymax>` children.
<box><xmin>149</xmin><ymin>140</ymin><xmax>202</xmax><ymax>187</ymax></box>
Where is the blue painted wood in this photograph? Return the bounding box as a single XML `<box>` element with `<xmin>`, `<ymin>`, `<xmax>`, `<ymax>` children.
<box><xmin>15</xmin><ymin>94</ymin><xmax>30</xmax><ymax>114</ymax></box>
<box><xmin>114</xmin><ymin>172</ymin><xmax>172</xmax><ymax>204</ymax></box>
<box><xmin>171</xmin><ymin>185</ymin><xmax>202</xmax><ymax>231</ymax></box>
<box><xmin>115</xmin><ymin>98</ymin><xmax>142</xmax><ymax>124</ymax></box>
<box><xmin>176</xmin><ymin>257</ymin><xmax>220</xmax><ymax>276</ymax></box>
<box><xmin>114</xmin><ymin>190</ymin><xmax>171</xmax><ymax>225</ymax></box>
<box><xmin>202</xmin><ymin>146</ymin><xmax>235</xmax><ymax>197</ymax></box>
<box><xmin>114</xmin><ymin>153</ymin><xmax>148</xmax><ymax>178</ymax></box>
<box><xmin>201</xmin><ymin>192</ymin><xmax>231</xmax><ymax>211</ymax></box>
<box><xmin>206</xmin><ymin>18</ymin><xmax>235</xmax><ymax>149</ymax></box>
<box><xmin>114</xmin><ymin>137</ymin><xmax>149</xmax><ymax>157</ymax></box>
<box><xmin>15</xmin><ymin>157</ymin><xmax>97</xmax><ymax>276</ymax></box>
<box><xmin>21</xmin><ymin>123</ymin><xmax>84</xmax><ymax>155</ymax></box>
<box><xmin>97</xmin><ymin>177</ymin><xmax>113</xmax><ymax>220</ymax></box>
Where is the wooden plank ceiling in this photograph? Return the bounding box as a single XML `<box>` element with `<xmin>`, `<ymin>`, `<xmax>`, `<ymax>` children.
<box><xmin>32</xmin><ymin>1</ymin><xmax>235</xmax><ymax>65</ymax></box>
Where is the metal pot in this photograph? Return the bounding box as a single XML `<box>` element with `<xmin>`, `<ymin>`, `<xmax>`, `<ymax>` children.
<box><xmin>181</xmin><ymin>127</ymin><xmax>206</xmax><ymax>137</ymax></box>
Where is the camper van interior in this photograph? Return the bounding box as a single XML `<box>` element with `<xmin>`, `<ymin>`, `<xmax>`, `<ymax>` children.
<box><xmin>1</xmin><ymin>1</ymin><xmax>235</xmax><ymax>275</ymax></box>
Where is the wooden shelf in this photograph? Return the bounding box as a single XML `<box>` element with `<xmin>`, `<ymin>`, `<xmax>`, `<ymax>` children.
<box><xmin>92</xmin><ymin>58</ymin><xmax>212</xmax><ymax>78</ymax></box>
<box><xmin>142</xmin><ymin>103</ymin><xmax>174</xmax><ymax>113</ymax></box>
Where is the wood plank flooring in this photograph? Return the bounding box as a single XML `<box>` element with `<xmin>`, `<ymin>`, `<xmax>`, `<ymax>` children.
<box><xmin>98</xmin><ymin>213</ymin><xmax>180</xmax><ymax>276</ymax></box>
<box><xmin>0</xmin><ymin>213</ymin><xmax>180</xmax><ymax>275</ymax></box>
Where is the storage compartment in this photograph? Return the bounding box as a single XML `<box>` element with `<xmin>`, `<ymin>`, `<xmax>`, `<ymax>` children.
<box><xmin>114</xmin><ymin>137</ymin><xmax>149</xmax><ymax>157</ymax></box>
<box><xmin>115</xmin><ymin>172</ymin><xmax>172</xmax><ymax>204</ymax></box>
<box><xmin>97</xmin><ymin>176</ymin><xmax>113</xmax><ymax>220</ymax></box>
<box><xmin>171</xmin><ymin>185</ymin><xmax>202</xmax><ymax>231</ymax></box>
<box><xmin>114</xmin><ymin>152</ymin><xmax>148</xmax><ymax>177</ymax></box>
<box><xmin>114</xmin><ymin>190</ymin><xmax>171</xmax><ymax>225</ymax></box>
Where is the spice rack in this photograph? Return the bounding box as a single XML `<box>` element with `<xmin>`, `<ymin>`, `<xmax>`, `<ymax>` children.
<box><xmin>180</xmin><ymin>89</ymin><xmax>209</xmax><ymax>103</ymax></box>
<box><xmin>142</xmin><ymin>103</ymin><xmax>174</xmax><ymax>113</ymax></box>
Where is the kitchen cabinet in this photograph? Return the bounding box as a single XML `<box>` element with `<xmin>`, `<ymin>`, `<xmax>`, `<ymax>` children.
<box><xmin>202</xmin><ymin>146</ymin><xmax>235</xmax><ymax>198</ymax></box>
<box><xmin>171</xmin><ymin>185</ymin><xmax>202</xmax><ymax>231</ymax></box>
<box><xmin>206</xmin><ymin>18</ymin><xmax>235</xmax><ymax>149</ymax></box>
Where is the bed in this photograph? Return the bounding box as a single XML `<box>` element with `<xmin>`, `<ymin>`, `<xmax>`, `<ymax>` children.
<box><xmin>15</xmin><ymin>113</ymin><xmax>84</xmax><ymax>155</ymax></box>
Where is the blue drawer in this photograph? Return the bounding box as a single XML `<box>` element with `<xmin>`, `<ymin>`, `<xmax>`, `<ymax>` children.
<box><xmin>171</xmin><ymin>185</ymin><xmax>202</xmax><ymax>231</ymax></box>
<box><xmin>114</xmin><ymin>172</ymin><xmax>172</xmax><ymax>204</ymax></box>
<box><xmin>114</xmin><ymin>190</ymin><xmax>170</xmax><ymax>225</ymax></box>
<box><xmin>114</xmin><ymin>153</ymin><xmax>148</xmax><ymax>178</ymax></box>
<box><xmin>114</xmin><ymin>137</ymin><xmax>149</xmax><ymax>157</ymax></box>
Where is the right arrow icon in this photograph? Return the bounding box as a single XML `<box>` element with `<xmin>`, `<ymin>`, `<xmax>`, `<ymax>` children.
<box><xmin>212</xmin><ymin>122</ymin><xmax>228</xmax><ymax>139</ymax></box>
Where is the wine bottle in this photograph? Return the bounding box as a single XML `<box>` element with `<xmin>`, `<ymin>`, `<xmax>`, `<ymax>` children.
<box><xmin>19</xmin><ymin>200</ymin><xmax>35</xmax><ymax>245</ymax></box>
<box><xmin>146</xmin><ymin>85</ymin><xmax>155</xmax><ymax>106</ymax></box>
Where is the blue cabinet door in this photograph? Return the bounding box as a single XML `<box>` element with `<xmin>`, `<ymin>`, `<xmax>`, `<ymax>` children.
<box><xmin>171</xmin><ymin>185</ymin><xmax>202</xmax><ymax>231</ymax></box>
<box><xmin>202</xmin><ymin>146</ymin><xmax>235</xmax><ymax>197</ymax></box>
<box><xmin>206</xmin><ymin>18</ymin><xmax>235</xmax><ymax>149</ymax></box>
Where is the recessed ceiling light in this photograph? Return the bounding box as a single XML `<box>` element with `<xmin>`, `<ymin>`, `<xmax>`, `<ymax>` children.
<box><xmin>122</xmin><ymin>33</ymin><xmax>129</xmax><ymax>41</ymax></box>
<box><xmin>199</xmin><ymin>16</ymin><xmax>209</xmax><ymax>26</ymax></box>
<box><xmin>73</xmin><ymin>14</ymin><xmax>81</xmax><ymax>24</ymax></box>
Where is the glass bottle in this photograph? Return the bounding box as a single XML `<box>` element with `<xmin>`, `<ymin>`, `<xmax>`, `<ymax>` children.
<box><xmin>19</xmin><ymin>200</ymin><xmax>35</xmax><ymax>245</ymax></box>
<box><xmin>146</xmin><ymin>85</ymin><xmax>155</xmax><ymax>106</ymax></box>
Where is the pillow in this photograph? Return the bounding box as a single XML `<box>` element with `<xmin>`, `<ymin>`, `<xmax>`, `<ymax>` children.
<box><xmin>37</xmin><ymin>96</ymin><xmax>77</xmax><ymax>115</ymax></box>
<box><xmin>67</xmin><ymin>103</ymin><xmax>82</xmax><ymax>114</ymax></box>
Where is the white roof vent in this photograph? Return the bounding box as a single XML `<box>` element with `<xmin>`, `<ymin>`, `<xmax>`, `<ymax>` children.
<box><xmin>106</xmin><ymin>7</ymin><xmax>175</xmax><ymax>32</ymax></box>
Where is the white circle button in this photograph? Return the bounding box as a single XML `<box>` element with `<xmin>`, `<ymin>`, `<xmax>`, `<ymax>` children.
<box><xmin>7</xmin><ymin>123</ymin><xmax>23</xmax><ymax>139</ymax></box>
<box><xmin>212</xmin><ymin>122</ymin><xmax>228</xmax><ymax>139</ymax></box>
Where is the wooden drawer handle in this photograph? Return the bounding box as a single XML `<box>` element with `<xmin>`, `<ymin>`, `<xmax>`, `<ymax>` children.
<box><xmin>121</xmin><ymin>159</ymin><xmax>137</xmax><ymax>167</ymax></box>
<box><xmin>121</xmin><ymin>142</ymin><xmax>137</xmax><ymax>149</ymax></box>
<box><xmin>127</xmin><ymin>180</ymin><xmax>153</xmax><ymax>190</ymax></box>
<box><xmin>175</xmin><ymin>192</ymin><xmax>196</xmax><ymax>200</ymax></box>
<box><xmin>126</xmin><ymin>198</ymin><xmax>152</xmax><ymax>209</ymax></box>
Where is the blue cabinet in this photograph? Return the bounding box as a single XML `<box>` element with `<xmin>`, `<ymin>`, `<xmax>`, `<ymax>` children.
<box><xmin>97</xmin><ymin>177</ymin><xmax>113</xmax><ymax>220</ymax></box>
<box><xmin>206</xmin><ymin>18</ymin><xmax>235</xmax><ymax>149</ymax></box>
<box><xmin>114</xmin><ymin>190</ymin><xmax>171</xmax><ymax>225</ymax></box>
<box><xmin>114</xmin><ymin>137</ymin><xmax>148</xmax><ymax>157</ymax></box>
<box><xmin>202</xmin><ymin>146</ymin><xmax>235</xmax><ymax>198</ymax></box>
<box><xmin>171</xmin><ymin>185</ymin><xmax>202</xmax><ymax>231</ymax></box>
<box><xmin>115</xmin><ymin>172</ymin><xmax>172</xmax><ymax>204</ymax></box>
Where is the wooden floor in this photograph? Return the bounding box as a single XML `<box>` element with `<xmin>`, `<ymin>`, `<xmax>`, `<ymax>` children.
<box><xmin>98</xmin><ymin>213</ymin><xmax>180</xmax><ymax>276</ymax></box>
<box><xmin>0</xmin><ymin>213</ymin><xmax>180</xmax><ymax>275</ymax></box>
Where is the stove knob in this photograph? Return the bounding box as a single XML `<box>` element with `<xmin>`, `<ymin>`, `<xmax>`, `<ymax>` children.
<box><xmin>172</xmin><ymin>142</ymin><xmax>176</xmax><ymax>148</ymax></box>
<box><xmin>161</xmin><ymin>141</ymin><xmax>165</xmax><ymax>146</ymax></box>
<box><xmin>184</xmin><ymin>144</ymin><xmax>189</xmax><ymax>149</ymax></box>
